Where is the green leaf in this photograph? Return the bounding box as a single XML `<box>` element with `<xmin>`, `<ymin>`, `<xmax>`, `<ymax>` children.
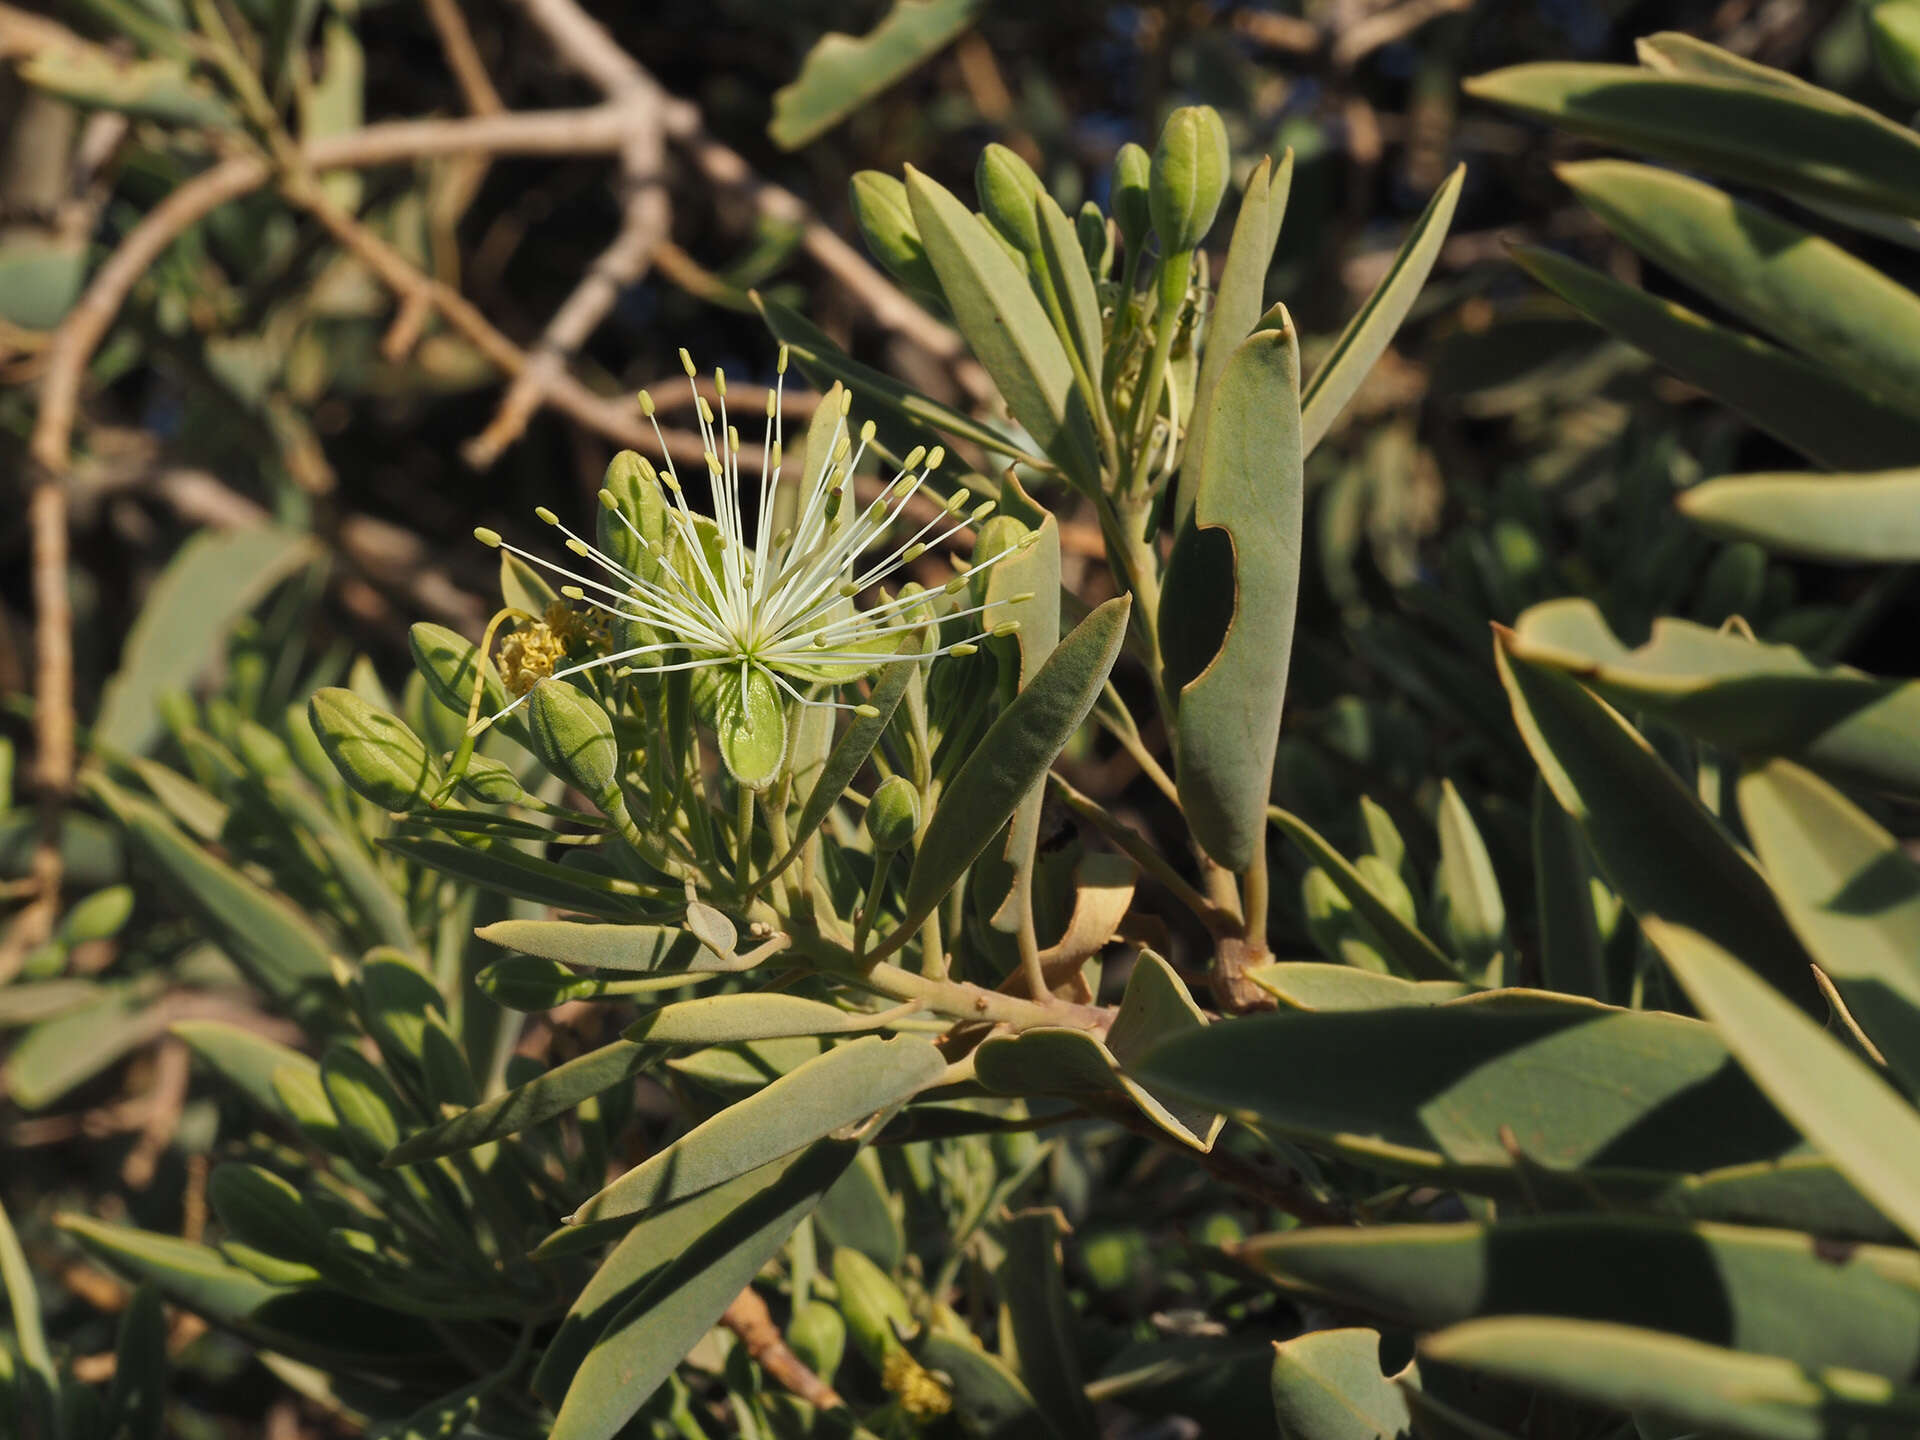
<box><xmin>1463</xmin><ymin>63</ymin><xmax>1920</xmax><ymax>218</ymax></box>
<box><xmin>1680</xmin><ymin>469</ymin><xmax>1920</xmax><ymax>563</ymax></box>
<box><xmin>899</xmin><ymin>596</ymin><xmax>1129</xmax><ymax>945</ymax></box>
<box><xmin>0</xmin><ymin>240</ymin><xmax>85</xmax><ymax>331</ymax></box>
<box><xmin>1179</xmin><ymin>152</ymin><xmax>1293</xmax><ymax>531</ymax></box>
<box><xmin>535</xmin><ymin>1139</ymin><xmax>858</xmax><ymax>1403</ymax></box>
<box><xmin>1250</xmin><ymin>962</ymin><xmax>1472</xmax><ymax>1010</ymax></box>
<box><xmin>1432</xmin><ymin>781</ymin><xmax>1506</xmax><ymax>982</ymax></box>
<box><xmin>1509</xmin><ymin>246</ymin><xmax>1920</xmax><ymax>471</ymax></box>
<box><xmin>1241</xmin><ymin>1216</ymin><xmax>1920</xmax><ymax>1379</ymax></box>
<box><xmin>1493</xmin><ymin>633</ymin><xmax>1823</xmax><ymax>1012</ymax></box>
<box><xmin>1646</xmin><ymin>917</ymin><xmax>1920</xmax><ymax>1248</ymax></box>
<box><xmin>171</xmin><ymin>1019</ymin><xmax>319</xmax><ymax>1123</ymax></box>
<box><xmin>55</xmin><ymin>1216</ymin><xmax>441</xmax><ymax>1370</ymax></box>
<box><xmin>1509</xmin><ymin>598</ymin><xmax>1920</xmax><ymax>800</ymax></box>
<box><xmin>1161</xmin><ymin>308</ymin><xmax>1301</xmax><ymax>872</ymax></box>
<box><xmin>1300</xmin><ymin>166</ymin><xmax>1463</xmax><ymax>455</ymax></box>
<box><xmin>915</xmin><ymin>1330</ymin><xmax>1063</xmax><ymax>1439</ymax></box>
<box><xmin>96</xmin><ymin>528</ymin><xmax>316</xmax><ymax>753</ymax></box>
<box><xmin>5</xmin><ymin>983</ymin><xmax>165</xmax><ymax>1109</ymax></box>
<box><xmin>1739</xmin><ymin>759</ymin><xmax>1920</xmax><ymax>1090</ymax></box>
<box><xmin>20</xmin><ymin>40</ymin><xmax>235</xmax><ymax>126</ymax></box>
<box><xmin>768</xmin><ymin>0</ymin><xmax>982</xmax><ymax>149</ymax></box>
<box><xmin>996</xmin><ymin>1210</ymin><xmax>1096</xmax><ymax>1438</ymax></box>
<box><xmin>905</xmin><ymin>166</ymin><xmax>1101</xmax><ymax>488</ymax></box>
<box><xmin>1267</xmin><ymin>808</ymin><xmax>1461</xmax><ymax>982</ymax></box>
<box><xmin>409</xmin><ymin>622</ymin><xmax>531</xmax><ymax>748</ymax></box>
<box><xmin>1531</xmin><ymin>777</ymin><xmax>1608</xmax><ymax>1002</ymax></box>
<box><xmin>380</xmin><ymin>834</ymin><xmax>663</xmax><ymax>918</ymax></box>
<box><xmin>1268</xmin><ymin>1328</ymin><xmax>1415</xmax><ymax>1440</ymax></box>
<box><xmin>1130</xmin><ymin>996</ymin><xmax>1824</xmax><ymax>1199</ymax></box>
<box><xmin>978</xmin><ymin>951</ymin><xmax>1220</xmax><ymax>1150</ymax></box>
<box><xmin>549</xmin><ymin>1142</ymin><xmax>858</xmax><ymax>1440</ymax></box>
<box><xmin>1035</xmin><ymin>191</ymin><xmax>1105</xmax><ymax>393</ymax></box>
<box><xmin>385</xmin><ymin>1038</ymin><xmax>656</xmax><ymax>1165</ymax></box>
<box><xmin>103</xmin><ymin>1284</ymin><xmax>168</xmax><ymax>1440</ymax></box>
<box><xmin>568</xmin><ymin>1036</ymin><xmax>944</xmax><ymax>1223</ymax></box>
<box><xmin>1557</xmin><ymin>161</ymin><xmax>1920</xmax><ymax>420</ymax></box>
<box><xmin>755</xmin><ymin>294</ymin><xmax>1045</xmax><ymax>466</ymax></box>
<box><xmin>625</xmin><ymin>993</ymin><xmax>910</xmax><ymax>1046</ymax></box>
<box><xmin>0</xmin><ymin>1196</ymin><xmax>56</xmax><ymax>1439</ymax></box>
<box><xmin>1421</xmin><ymin>1316</ymin><xmax>1920</xmax><ymax>1440</ymax></box>
<box><xmin>89</xmin><ymin>776</ymin><xmax>334</xmax><ymax>1009</ymax></box>
<box><xmin>475</xmin><ymin>917</ymin><xmax>715</xmax><ymax>972</ymax></box>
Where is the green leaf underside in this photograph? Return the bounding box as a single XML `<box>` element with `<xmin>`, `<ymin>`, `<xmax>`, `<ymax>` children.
<box><xmin>1510</xmin><ymin>246</ymin><xmax>1920</xmax><ymax>471</ymax></box>
<box><xmin>1161</xmin><ymin>309</ymin><xmax>1302</xmax><ymax>871</ymax></box>
<box><xmin>1464</xmin><ymin>63</ymin><xmax>1920</xmax><ymax>219</ymax></box>
<box><xmin>1241</xmin><ymin>1216</ymin><xmax>1920</xmax><ymax>1378</ymax></box>
<box><xmin>1494</xmin><ymin>638</ymin><xmax>1824</xmax><ymax>1011</ymax></box>
<box><xmin>568</xmin><ymin>1036</ymin><xmax>945</xmax><ymax>1223</ymax></box>
<box><xmin>1422</xmin><ymin>1316</ymin><xmax>1920</xmax><ymax>1440</ymax></box>
<box><xmin>767</xmin><ymin>0</ymin><xmax>983</xmax><ymax>149</ymax></box>
<box><xmin>1681</xmin><ymin>469</ymin><xmax>1920</xmax><ymax>563</ymax></box>
<box><xmin>1510</xmin><ymin>597</ymin><xmax>1920</xmax><ymax>800</ymax></box>
<box><xmin>1646</xmin><ymin>918</ymin><xmax>1920</xmax><ymax>1249</ymax></box>
<box><xmin>901</xmin><ymin>596</ymin><xmax>1130</xmax><ymax>938</ymax></box>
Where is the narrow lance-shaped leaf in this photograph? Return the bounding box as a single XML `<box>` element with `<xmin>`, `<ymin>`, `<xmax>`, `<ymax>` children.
<box><xmin>1300</xmin><ymin>165</ymin><xmax>1463</xmax><ymax>455</ymax></box>
<box><xmin>1422</xmin><ymin>1316</ymin><xmax>1920</xmax><ymax>1440</ymax></box>
<box><xmin>905</xmin><ymin>165</ymin><xmax>1102</xmax><ymax>488</ymax></box>
<box><xmin>1739</xmin><ymin>759</ymin><xmax>1920</xmax><ymax>1090</ymax></box>
<box><xmin>1493</xmin><ymin>632</ymin><xmax>1823</xmax><ymax>1012</ymax></box>
<box><xmin>897</xmin><ymin>596</ymin><xmax>1130</xmax><ymax>947</ymax></box>
<box><xmin>1161</xmin><ymin>308</ymin><xmax>1301</xmax><ymax>872</ymax></box>
<box><xmin>1463</xmin><ymin>63</ymin><xmax>1920</xmax><ymax>219</ymax></box>
<box><xmin>767</xmin><ymin>0</ymin><xmax>983</xmax><ymax>149</ymax></box>
<box><xmin>1558</xmin><ymin>160</ymin><xmax>1920</xmax><ymax>421</ymax></box>
<box><xmin>1645</xmin><ymin>917</ymin><xmax>1920</xmax><ymax>1248</ymax></box>
<box><xmin>568</xmin><ymin>1036</ymin><xmax>946</xmax><ymax>1223</ymax></box>
<box><xmin>1178</xmin><ymin>151</ymin><xmax>1293</xmax><ymax>531</ymax></box>
<box><xmin>1510</xmin><ymin>245</ymin><xmax>1920</xmax><ymax>472</ymax></box>
<box><xmin>1680</xmin><ymin>468</ymin><xmax>1920</xmax><ymax>564</ymax></box>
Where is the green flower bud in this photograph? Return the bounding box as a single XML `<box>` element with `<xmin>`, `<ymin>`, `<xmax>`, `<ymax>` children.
<box><xmin>787</xmin><ymin>1300</ymin><xmax>846</xmax><ymax>1384</ymax></box>
<box><xmin>865</xmin><ymin>775</ymin><xmax>921</xmax><ymax>853</ymax></box>
<box><xmin>525</xmin><ymin>680</ymin><xmax>622</xmax><ymax>807</ymax></box>
<box><xmin>58</xmin><ymin>885</ymin><xmax>133</xmax><ymax>945</ymax></box>
<box><xmin>975</xmin><ymin>143</ymin><xmax>1044</xmax><ymax>254</ymax></box>
<box><xmin>308</xmin><ymin>688</ymin><xmax>444</xmax><ymax>811</ymax></box>
<box><xmin>1872</xmin><ymin>1</ymin><xmax>1920</xmax><ymax>101</ymax></box>
<box><xmin>1112</xmin><ymin>141</ymin><xmax>1152</xmax><ymax>254</ymax></box>
<box><xmin>410</xmin><ymin>622</ymin><xmax>522</xmax><ymax>741</ymax></box>
<box><xmin>458</xmin><ymin>753</ymin><xmax>530</xmax><ymax>807</ymax></box>
<box><xmin>597</xmin><ymin>449</ymin><xmax>664</xmax><ymax>582</ymax></box>
<box><xmin>833</xmin><ymin>1248</ymin><xmax>917</xmax><ymax>1370</ymax></box>
<box><xmin>1077</xmin><ymin>199</ymin><xmax>1113</xmax><ymax>280</ymax></box>
<box><xmin>1149</xmin><ymin>105</ymin><xmax>1230</xmax><ymax>254</ymax></box>
<box><xmin>850</xmin><ymin>171</ymin><xmax>947</xmax><ymax>311</ymax></box>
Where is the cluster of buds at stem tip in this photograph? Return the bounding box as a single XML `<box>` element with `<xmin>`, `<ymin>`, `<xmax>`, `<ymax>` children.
<box><xmin>468</xmin><ymin>345</ymin><xmax>1041</xmax><ymax>736</ymax></box>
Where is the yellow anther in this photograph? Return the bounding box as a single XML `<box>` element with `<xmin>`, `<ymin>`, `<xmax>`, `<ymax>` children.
<box><xmin>535</xmin><ymin>506</ymin><xmax>559</xmax><ymax>525</ymax></box>
<box><xmin>473</xmin><ymin>527</ymin><xmax>502</xmax><ymax>548</ymax></box>
<box><xmin>679</xmin><ymin>348</ymin><xmax>696</xmax><ymax>377</ymax></box>
<box><xmin>637</xmin><ymin>388</ymin><xmax>655</xmax><ymax>417</ymax></box>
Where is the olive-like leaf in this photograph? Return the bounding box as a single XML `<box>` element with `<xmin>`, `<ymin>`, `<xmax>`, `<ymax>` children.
<box><xmin>1161</xmin><ymin>308</ymin><xmax>1301</xmax><ymax>872</ymax></box>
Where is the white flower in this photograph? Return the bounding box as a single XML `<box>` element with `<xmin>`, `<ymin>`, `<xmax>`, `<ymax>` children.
<box><xmin>471</xmin><ymin>346</ymin><xmax>1037</xmax><ymax>735</ymax></box>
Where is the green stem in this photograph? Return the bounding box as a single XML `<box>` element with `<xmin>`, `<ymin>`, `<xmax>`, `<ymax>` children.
<box><xmin>853</xmin><ymin>849</ymin><xmax>891</xmax><ymax>962</ymax></box>
<box><xmin>1048</xmin><ymin>773</ymin><xmax>1233</xmax><ymax>934</ymax></box>
<box><xmin>734</xmin><ymin>783</ymin><xmax>755</xmax><ymax>889</ymax></box>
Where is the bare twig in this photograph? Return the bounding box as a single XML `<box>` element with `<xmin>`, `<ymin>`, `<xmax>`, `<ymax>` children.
<box><xmin>721</xmin><ymin>1286</ymin><xmax>845</xmax><ymax>1411</ymax></box>
<box><xmin>1331</xmin><ymin>0</ymin><xmax>1474</xmax><ymax>68</ymax></box>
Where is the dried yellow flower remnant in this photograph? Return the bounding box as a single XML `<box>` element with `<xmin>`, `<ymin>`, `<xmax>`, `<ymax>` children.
<box><xmin>496</xmin><ymin>602</ymin><xmax>606</xmax><ymax>696</ymax></box>
<box><xmin>881</xmin><ymin>1346</ymin><xmax>952</xmax><ymax>1422</ymax></box>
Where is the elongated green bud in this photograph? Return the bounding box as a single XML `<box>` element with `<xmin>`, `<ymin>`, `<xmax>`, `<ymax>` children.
<box><xmin>1078</xmin><ymin>199</ymin><xmax>1113</xmax><ymax>279</ymax></box>
<box><xmin>851</xmin><ymin>171</ymin><xmax>947</xmax><ymax>311</ymax></box>
<box><xmin>308</xmin><ymin>688</ymin><xmax>444</xmax><ymax>811</ymax></box>
<box><xmin>1149</xmin><ymin>105</ymin><xmax>1230</xmax><ymax>254</ymax></box>
<box><xmin>458</xmin><ymin>754</ymin><xmax>530</xmax><ymax>807</ymax></box>
<box><xmin>834</xmin><ymin>1248</ymin><xmax>917</xmax><ymax>1369</ymax></box>
<box><xmin>787</xmin><ymin>1300</ymin><xmax>846</xmax><ymax>1385</ymax></box>
<box><xmin>865</xmin><ymin>775</ymin><xmax>922</xmax><ymax>853</ymax></box>
<box><xmin>975</xmin><ymin>143</ymin><xmax>1044</xmax><ymax>254</ymax></box>
<box><xmin>526</xmin><ymin>681</ymin><xmax>622</xmax><ymax>808</ymax></box>
<box><xmin>1112</xmin><ymin>142</ymin><xmax>1152</xmax><ymax>254</ymax></box>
